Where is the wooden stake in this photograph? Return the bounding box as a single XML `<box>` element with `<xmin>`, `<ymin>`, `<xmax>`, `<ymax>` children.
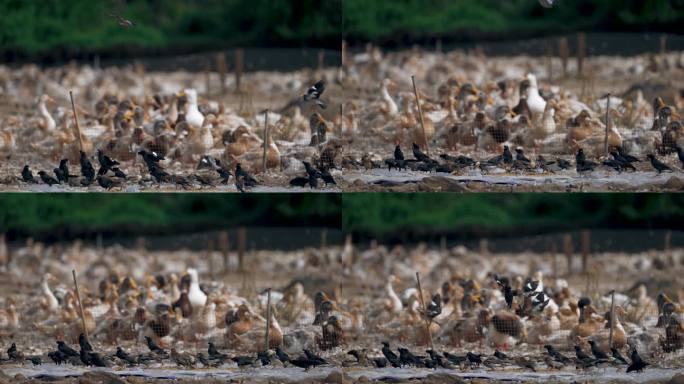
<box><xmin>69</xmin><ymin>91</ymin><xmax>83</xmax><ymax>152</ymax></box>
<box><xmin>338</xmin><ymin>104</ymin><xmax>344</xmax><ymax>136</ymax></box>
<box><xmin>660</xmin><ymin>34</ymin><xmax>667</xmax><ymax>55</ymax></box>
<box><xmin>577</xmin><ymin>33</ymin><xmax>586</xmax><ymax>77</ymax></box>
<box><xmin>546</xmin><ymin>42</ymin><xmax>553</xmax><ymax>82</ymax></box>
<box><xmin>219</xmin><ymin>231</ymin><xmax>230</xmax><ymax>272</ymax></box>
<box><xmin>341</xmin><ymin>40</ymin><xmax>347</xmax><ymax>71</ymax></box>
<box><xmin>72</xmin><ymin>270</ymin><xmax>89</xmax><ymax>339</ymax></box>
<box><xmin>262</xmin><ymin>110</ymin><xmax>269</xmax><ymax>173</ymax></box>
<box><xmin>559</xmin><ymin>37</ymin><xmax>569</xmax><ymax>77</ymax></box>
<box><xmin>415</xmin><ymin>272</ymin><xmax>433</xmax><ymax>348</ymax></box>
<box><xmin>264</xmin><ymin>288</ymin><xmax>272</xmax><ymax>351</ymax></box>
<box><xmin>238</xmin><ymin>227</ymin><xmax>246</xmax><ymax>272</ymax></box>
<box><xmin>581</xmin><ymin>230</ymin><xmax>590</xmax><ymax>273</ymax></box>
<box><xmin>411</xmin><ymin>75</ymin><xmax>429</xmax><ymax>156</ymax></box>
<box><xmin>604</xmin><ymin>94</ymin><xmax>611</xmax><ymax>156</ymax></box>
<box><xmin>235</xmin><ymin>48</ymin><xmax>244</xmax><ymax>92</ymax></box>
<box><xmin>608</xmin><ymin>290</ymin><xmax>616</xmax><ymax>348</ymax></box>
<box><xmin>216</xmin><ymin>53</ymin><xmax>227</xmax><ymax>96</ymax></box>
<box><xmin>665</xmin><ymin>230</ymin><xmax>672</xmax><ymax>254</ymax></box>
<box><xmin>320</xmin><ymin>228</ymin><xmax>327</xmax><ymax>253</ymax></box>
<box><xmin>563</xmin><ymin>233</ymin><xmax>573</xmax><ymax>275</ymax></box>
<box><xmin>318</xmin><ymin>49</ymin><xmax>325</xmax><ymax>72</ymax></box>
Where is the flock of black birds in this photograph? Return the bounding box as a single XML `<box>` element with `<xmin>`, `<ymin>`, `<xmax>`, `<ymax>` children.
<box><xmin>1</xmin><ymin>336</ymin><xmax>651</xmax><ymax>374</ymax></box>
<box><xmin>18</xmin><ymin>150</ymin><xmax>261</xmax><ymax>192</ymax></box>
<box><xmin>288</xmin><ymin>161</ymin><xmax>337</xmax><ymax>189</ymax></box>
<box><xmin>381</xmin><ymin>143</ymin><xmax>684</xmax><ymax>176</ymax></box>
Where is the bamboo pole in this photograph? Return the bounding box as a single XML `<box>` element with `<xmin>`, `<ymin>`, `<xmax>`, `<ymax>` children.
<box><xmin>411</xmin><ymin>75</ymin><xmax>430</xmax><ymax>156</ymax></box>
<box><xmin>581</xmin><ymin>230</ymin><xmax>590</xmax><ymax>273</ymax></box>
<box><xmin>415</xmin><ymin>272</ymin><xmax>433</xmax><ymax>349</ymax></box>
<box><xmin>339</xmin><ymin>104</ymin><xmax>344</xmax><ymax>136</ymax></box>
<box><xmin>235</xmin><ymin>48</ymin><xmax>244</xmax><ymax>92</ymax></box>
<box><xmin>262</xmin><ymin>110</ymin><xmax>269</xmax><ymax>173</ymax></box>
<box><xmin>604</xmin><ymin>94</ymin><xmax>611</xmax><ymax>156</ymax></box>
<box><xmin>608</xmin><ymin>290</ymin><xmax>616</xmax><ymax>348</ymax></box>
<box><xmin>577</xmin><ymin>33</ymin><xmax>586</xmax><ymax>77</ymax></box>
<box><xmin>216</xmin><ymin>53</ymin><xmax>227</xmax><ymax>96</ymax></box>
<box><xmin>559</xmin><ymin>37</ymin><xmax>569</xmax><ymax>77</ymax></box>
<box><xmin>72</xmin><ymin>270</ymin><xmax>89</xmax><ymax>339</ymax></box>
<box><xmin>238</xmin><ymin>227</ymin><xmax>246</xmax><ymax>272</ymax></box>
<box><xmin>69</xmin><ymin>91</ymin><xmax>83</xmax><ymax>152</ymax></box>
<box><xmin>264</xmin><ymin>288</ymin><xmax>272</xmax><ymax>351</ymax></box>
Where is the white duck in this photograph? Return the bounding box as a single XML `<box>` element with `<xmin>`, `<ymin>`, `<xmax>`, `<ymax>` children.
<box><xmin>184</xmin><ymin>89</ymin><xmax>205</xmax><ymax>129</ymax></box>
<box><xmin>385</xmin><ymin>275</ymin><xmax>403</xmax><ymax>314</ymax></box>
<box><xmin>524</xmin><ymin>74</ymin><xmax>546</xmax><ymax>120</ymax></box>
<box><xmin>38</xmin><ymin>95</ymin><xmax>56</xmax><ymax>132</ymax></box>
<box><xmin>41</xmin><ymin>273</ymin><xmax>59</xmax><ymax>314</ymax></box>
<box><xmin>381</xmin><ymin>79</ymin><xmax>399</xmax><ymax>117</ymax></box>
<box><xmin>187</xmin><ymin>268</ymin><xmax>207</xmax><ymax>307</ymax></box>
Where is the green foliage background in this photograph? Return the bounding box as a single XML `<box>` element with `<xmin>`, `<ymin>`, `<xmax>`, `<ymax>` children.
<box><xmin>0</xmin><ymin>0</ymin><xmax>341</xmax><ymax>56</ymax></box>
<box><xmin>343</xmin><ymin>194</ymin><xmax>684</xmax><ymax>237</ymax></box>
<box><xmin>0</xmin><ymin>194</ymin><xmax>341</xmax><ymax>237</ymax></box>
<box><xmin>343</xmin><ymin>0</ymin><xmax>684</xmax><ymax>43</ymax></box>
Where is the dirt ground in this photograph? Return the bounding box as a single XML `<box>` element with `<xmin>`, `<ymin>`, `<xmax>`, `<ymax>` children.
<box><xmin>0</xmin><ymin>239</ymin><xmax>683</xmax><ymax>383</ymax></box>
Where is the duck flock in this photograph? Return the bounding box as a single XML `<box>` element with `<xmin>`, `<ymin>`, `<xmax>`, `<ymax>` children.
<box><xmin>341</xmin><ymin>47</ymin><xmax>684</xmax><ymax>189</ymax></box>
<box><xmin>0</xmin><ymin>237</ymin><xmax>682</xmax><ymax>379</ymax></box>
<box><xmin>0</xmin><ymin>64</ymin><xmax>344</xmax><ymax>191</ymax></box>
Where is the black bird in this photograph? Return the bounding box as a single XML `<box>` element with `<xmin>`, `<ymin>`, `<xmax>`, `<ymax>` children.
<box><xmin>412</xmin><ymin>143</ymin><xmax>430</xmax><ymax>162</ymax></box>
<box><xmin>502</xmin><ymin>145</ymin><xmax>513</xmax><ymax>164</ymax></box>
<box><xmin>588</xmin><ymin>340</ymin><xmax>609</xmax><ymax>360</ymax></box>
<box><xmin>303</xmin><ymin>349</ymin><xmax>326</xmax><ymax>365</ymax></box>
<box><xmin>617</xmin><ymin>147</ymin><xmax>640</xmax><ymax>163</ymax></box>
<box><xmin>394</xmin><ymin>144</ymin><xmax>405</xmax><ymax>161</ymax></box>
<box><xmin>48</xmin><ymin>350</ymin><xmax>67</xmax><ymax>365</ymax></box>
<box><xmin>610</xmin><ymin>151</ymin><xmax>636</xmax><ymax>171</ymax></box>
<box><xmin>544</xmin><ymin>345</ymin><xmax>571</xmax><ymax>364</ymax></box>
<box><xmin>53</xmin><ymin>167</ymin><xmax>67</xmax><ymax>183</ymax></box>
<box><xmin>602</xmin><ymin>159</ymin><xmax>624</xmax><ymax>172</ymax></box>
<box><xmin>320</xmin><ymin>168</ymin><xmax>336</xmax><ymax>186</ymax></box>
<box><xmin>149</xmin><ymin>165</ymin><xmax>170</xmax><ymax>183</ymax></box>
<box><xmin>145</xmin><ymin>336</ymin><xmax>166</xmax><ymax>355</ymax></box>
<box><xmin>496</xmin><ymin>277</ymin><xmax>518</xmax><ymax>309</ymax></box>
<box><xmin>466</xmin><ymin>352</ymin><xmax>482</xmax><ymax>366</ymax></box>
<box><xmin>257</xmin><ymin>351</ymin><xmax>271</xmax><ymax>366</ymax></box>
<box><xmin>576</xmin><ymin>148</ymin><xmax>587</xmax><ymax>164</ymax></box>
<box><xmin>235</xmin><ymin>163</ymin><xmax>257</xmax><ymax>187</ymax></box>
<box><xmin>38</xmin><ymin>171</ymin><xmax>59</xmax><ymax>186</ymax></box>
<box><xmin>647</xmin><ymin>154</ymin><xmax>672</xmax><ymax>174</ymax></box>
<box><xmin>371</xmin><ymin>357</ymin><xmax>388</xmax><ymax>368</ymax></box>
<box><xmin>398</xmin><ymin>347</ymin><xmax>424</xmax><ymax>367</ymax></box>
<box><xmin>208</xmin><ymin>342</ymin><xmax>228</xmax><ymax>360</ymax></box>
<box><xmin>426</xmin><ymin>349</ymin><xmax>447</xmax><ymax>368</ymax></box>
<box><xmin>443</xmin><ymin>351</ymin><xmax>467</xmax><ymax>365</ymax></box>
<box><xmin>116</xmin><ymin>347</ymin><xmax>137</xmax><ymax>365</ymax></box>
<box><xmin>89</xmin><ymin>351</ymin><xmax>108</xmax><ymax>367</ymax></box>
<box><xmin>57</xmin><ymin>341</ymin><xmax>79</xmax><ymax>357</ymax></box>
<box><xmin>381</xmin><ymin>342</ymin><xmax>401</xmax><ymax>368</ymax></box>
<box><xmin>494</xmin><ymin>350</ymin><xmax>508</xmax><ymax>360</ymax></box>
<box><xmin>112</xmin><ymin>167</ymin><xmax>127</xmax><ymax>179</ymax></box>
<box><xmin>28</xmin><ymin>356</ymin><xmax>41</xmax><ymax>365</ymax></box>
<box><xmin>308</xmin><ymin>173</ymin><xmax>319</xmax><ymax>189</ymax></box>
<box><xmin>231</xmin><ymin>355</ymin><xmax>255</xmax><ymax>367</ymax></box>
<box><xmin>138</xmin><ymin>150</ymin><xmax>164</xmax><ymax>169</ymax></box>
<box><xmin>97</xmin><ymin>175</ymin><xmax>116</xmax><ymax>190</ymax></box>
<box><xmin>574</xmin><ymin>345</ymin><xmax>594</xmax><ymax>363</ymax></box>
<box><xmin>303</xmin><ymin>161</ymin><xmax>322</xmax><ymax>178</ymax></box>
<box><xmin>197</xmin><ymin>155</ymin><xmax>216</xmax><ymax>170</ymax></box>
<box><xmin>79</xmin><ymin>333</ymin><xmax>93</xmax><ymax>352</ymax></box>
<box><xmin>80</xmin><ymin>151</ymin><xmax>96</xmax><ymax>184</ymax></box>
<box><xmin>7</xmin><ymin>343</ymin><xmax>18</xmax><ymax>360</ymax></box>
<box><xmin>21</xmin><ymin>165</ymin><xmax>35</xmax><ymax>183</ymax></box>
<box><xmin>302</xmin><ymin>80</ymin><xmax>327</xmax><ymax>109</ymax></box>
<box><xmin>275</xmin><ymin>346</ymin><xmax>290</xmax><ymax>365</ymax></box>
<box><xmin>58</xmin><ymin>159</ymin><xmax>76</xmax><ymax>181</ymax></box>
<box><xmin>426</xmin><ymin>293</ymin><xmax>442</xmax><ymax>319</ymax></box>
<box><xmin>626</xmin><ymin>349</ymin><xmax>649</xmax><ymax>373</ymax></box>
<box><xmin>289</xmin><ymin>176</ymin><xmax>309</xmax><ymax>187</ymax></box>
<box><xmin>515</xmin><ymin>148</ymin><xmax>531</xmax><ymax>163</ymax></box>
<box><xmin>216</xmin><ymin>165</ymin><xmax>232</xmax><ymax>184</ymax></box>
<box><xmin>556</xmin><ymin>158</ymin><xmax>572</xmax><ymax>170</ymax></box>
<box><xmin>97</xmin><ymin>149</ymin><xmax>119</xmax><ymax>175</ymax></box>
<box><xmin>611</xmin><ymin>348</ymin><xmax>628</xmax><ymax>365</ymax></box>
